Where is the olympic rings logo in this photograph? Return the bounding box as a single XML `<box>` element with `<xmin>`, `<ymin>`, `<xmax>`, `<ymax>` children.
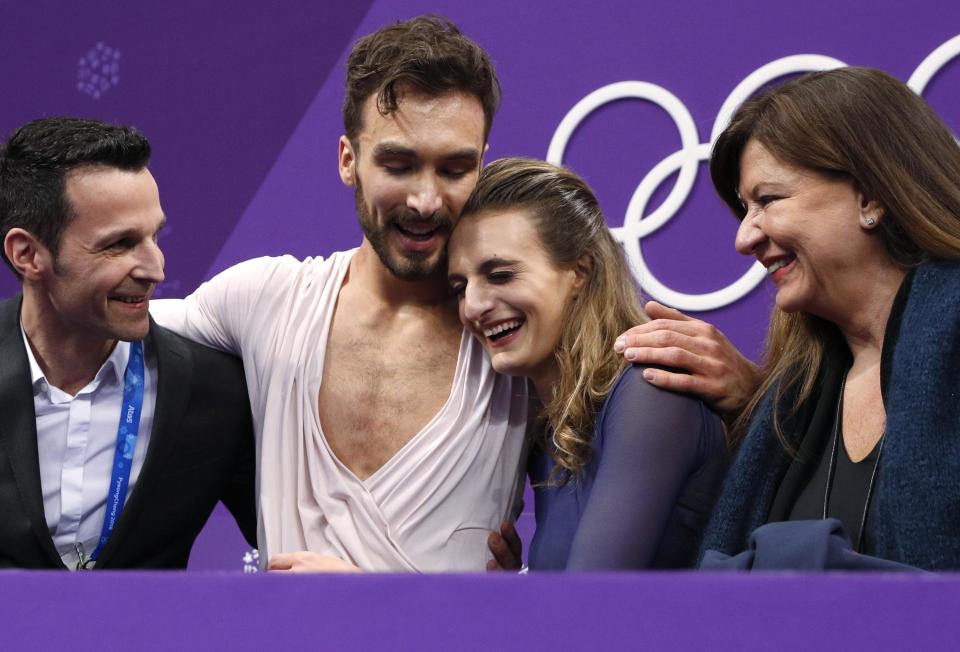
<box><xmin>547</xmin><ymin>34</ymin><xmax>960</xmax><ymax>311</ymax></box>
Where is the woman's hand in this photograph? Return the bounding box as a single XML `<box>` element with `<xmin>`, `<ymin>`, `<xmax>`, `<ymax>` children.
<box><xmin>615</xmin><ymin>301</ymin><xmax>761</xmax><ymax>417</ymax></box>
<box><xmin>268</xmin><ymin>551</ymin><xmax>362</xmax><ymax>573</ymax></box>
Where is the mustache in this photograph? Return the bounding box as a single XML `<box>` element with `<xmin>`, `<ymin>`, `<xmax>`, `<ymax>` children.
<box><xmin>387</xmin><ymin>209</ymin><xmax>452</xmax><ymax>230</ymax></box>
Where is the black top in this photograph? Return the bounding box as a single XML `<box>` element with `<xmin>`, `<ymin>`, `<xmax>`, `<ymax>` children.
<box><xmin>768</xmin><ymin>272</ymin><xmax>913</xmax><ymax>555</ymax></box>
<box><xmin>787</xmin><ymin>393</ymin><xmax>883</xmax><ymax>552</ymax></box>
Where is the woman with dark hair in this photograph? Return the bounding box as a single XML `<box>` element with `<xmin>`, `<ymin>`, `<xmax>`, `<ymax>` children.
<box><xmin>447</xmin><ymin>158</ymin><xmax>728</xmax><ymax>570</ymax></box>
<box><xmin>702</xmin><ymin>66</ymin><xmax>960</xmax><ymax>569</ymax></box>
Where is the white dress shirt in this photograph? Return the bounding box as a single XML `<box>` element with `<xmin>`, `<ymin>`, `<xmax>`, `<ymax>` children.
<box><xmin>22</xmin><ymin>325</ymin><xmax>157</xmax><ymax>569</ymax></box>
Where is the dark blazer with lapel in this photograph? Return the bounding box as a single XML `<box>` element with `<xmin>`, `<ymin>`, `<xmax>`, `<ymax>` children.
<box><xmin>0</xmin><ymin>296</ymin><xmax>256</xmax><ymax>569</ymax></box>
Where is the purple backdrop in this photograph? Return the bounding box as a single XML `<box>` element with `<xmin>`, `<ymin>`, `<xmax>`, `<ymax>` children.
<box><xmin>2</xmin><ymin>571</ymin><xmax>959</xmax><ymax>649</ymax></box>
<box><xmin>1</xmin><ymin>1</ymin><xmax>958</xmax><ymax>570</ymax></box>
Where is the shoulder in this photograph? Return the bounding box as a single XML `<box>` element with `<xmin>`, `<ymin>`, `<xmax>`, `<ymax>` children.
<box><xmin>598</xmin><ymin>365</ymin><xmax>724</xmax><ymax>455</ymax></box>
<box><xmin>208</xmin><ymin>253</ymin><xmax>332</xmax><ymax>286</ymax></box>
<box><xmin>910</xmin><ymin>260</ymin><xmax>960</xmax><ymax>307</ymax></box>
<box><xmin>151</xmin><ymin>323</ymin><xmax>245</xmax><ymax>378</ymax></box>
<box><xmin>0</xmin><ymin>298</ymin><xmax>26</xmax><ymax>376</ymax></box>
<box><xmin>0</xmin><ymin>296</ymin><xmax>19</xmax><ymax>330</ymax></box>
<box><xmin>205</xmin><ymin>250</ymin><xmax>353</xmax><ymax>300</ymax></box>
<box><xmin>890</xmin><ymin>261</ymin><xmax>960</xmax><ymax>359</ymax></box>
<box><xmin>604</xmin><ymin>365</ymin><xmax>715</xmax><ymax>420</ymax></box>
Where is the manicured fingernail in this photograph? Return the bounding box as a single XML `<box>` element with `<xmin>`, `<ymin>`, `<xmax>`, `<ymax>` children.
<box><xmin>625</xmin><ymin>349</ymin><xmax>637</xmax><ymax>361</ymax></box>
<box><xmin>643</xmin><ymin>368</ymin><xmax>656</xmax><ymax>381</ymax></box>
<box><xmin>614</xmin><ymin>337</ymin><xmax>625</xmax><ymax>352</ymax></box>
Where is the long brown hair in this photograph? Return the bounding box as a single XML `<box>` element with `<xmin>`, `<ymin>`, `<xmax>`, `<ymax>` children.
<box><xmin>710</xmin><ymin>67</ymin><xmax>960</xmax><ymax>446</ymax></box>
<box><xmin>460</xmin><ymin>158</ymin><xmax>647</xmax><ymax>481</ymax></box>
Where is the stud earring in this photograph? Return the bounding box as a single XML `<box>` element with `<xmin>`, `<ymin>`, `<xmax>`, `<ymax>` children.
<box><xmin>865</xmin><ymin>217</ymin><xmax>876</xmax><ymax>227</ymax></box>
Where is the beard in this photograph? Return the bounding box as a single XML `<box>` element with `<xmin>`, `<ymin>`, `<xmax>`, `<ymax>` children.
<box><xmin>354</xmin><ymin>174</ymin><xmax>453</xmax><ymax>281</ymax></box>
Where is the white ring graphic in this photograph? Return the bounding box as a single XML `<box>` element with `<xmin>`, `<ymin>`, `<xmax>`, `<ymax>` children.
<box><xmin>907</xmin><ymin>33</ymin><xmax>960</xmax><ymax>93</ymax></box>
<box><xmin>547</xmin><ymin>81</ymin><xmax>701</xmax><ymax>237</ymax></box>
<box><xmin>907</xmin><ymin>34</ymin><xmax>960</xmax><ymax>146</ymax></box>
<box><xmin>709</xmin><ymin>55</ymin><xmax>847</xmax><ymax>144</ymax></box>
<box><xmin>548</xmin><ymin>37</ymin><xmax>958</xmax><ymax>311</ymax></box>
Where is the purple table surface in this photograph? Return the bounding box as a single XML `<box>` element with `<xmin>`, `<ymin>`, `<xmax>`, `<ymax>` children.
<box><xmin>0</xmin><ymin>571</ymin><xmax>957</xmax><ymax>650</ymax></box>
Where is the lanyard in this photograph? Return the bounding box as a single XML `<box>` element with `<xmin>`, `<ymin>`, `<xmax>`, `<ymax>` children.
<box><xmin>79</xmin><ymin>340</ymin><xmax>146</xmax><ymax>568</ymax></box>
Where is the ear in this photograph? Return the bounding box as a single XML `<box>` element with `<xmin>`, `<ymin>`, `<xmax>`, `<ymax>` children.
<box><xmin>571</xmin><ymin>254</ymin><xmax>593</xmax><ymax>294</ymax></box>
<box><xmin>857</xmin><ymin>192</ymin><xmax>884</xmax><ymax>230</ymax></box>
<box><xmin>338</xmin><ymin>135</ymin><xmax>357</xmax><ymax>188</ymax></box>
<box><xmin>4</xmin><ymin>228</ymin><xmax>50</xmax><ymax>282</ymax></box>
<box><xmin>481</xmin><ymin>142</ymin><xmax>489</xmax><ymax>168</ymax></box>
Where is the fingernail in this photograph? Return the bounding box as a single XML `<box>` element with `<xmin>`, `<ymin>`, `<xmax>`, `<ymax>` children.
<box><xmin>614</xmin><ymin>337</ymin><xmax>625</xmax><ymax>352</ymax></box>
<box><xmin>643</xmin><ymin>368</ymin><xmax>655</xmax><ymax>381</ymax></box>
<box><xmin>625</xmin><ymin>349</ymin><xmax>637</xmax><ymax>361</ymax></box>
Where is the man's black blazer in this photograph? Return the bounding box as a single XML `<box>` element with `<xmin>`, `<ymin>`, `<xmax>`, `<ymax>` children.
<box><xmin>0</xmin><ymin>296</ymin><xmax>256</xmax><ymax>569</ymax></box>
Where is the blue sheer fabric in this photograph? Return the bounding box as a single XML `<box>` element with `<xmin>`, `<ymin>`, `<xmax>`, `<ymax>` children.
<box><xmin>528</xmin><ymin>366</ymin><xmax>728</xmax><ymax>570</ymax></box>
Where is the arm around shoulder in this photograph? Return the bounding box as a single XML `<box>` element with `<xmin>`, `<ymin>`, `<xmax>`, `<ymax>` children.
<box><xmin>615</xmin><ymin>301</ymin><xmax>760</xmax><ymax>419</ymax></box>
<box><xmin>150</xmin><ymin>255</ymin><xmax>307</xmax><ymax>353</ymax></box>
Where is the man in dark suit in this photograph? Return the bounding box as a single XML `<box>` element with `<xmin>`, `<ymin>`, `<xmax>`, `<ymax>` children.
<box><xmin>0</xmin><ymin>117</ymin><xmax>255</xmax><ymax>569</ymax></box>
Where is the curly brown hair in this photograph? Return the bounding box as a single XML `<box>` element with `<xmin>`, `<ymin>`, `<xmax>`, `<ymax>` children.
<box><xmin>342</xmin><ymin>15</ymin><xmax>501</xmax><ymax>147</ymax></box>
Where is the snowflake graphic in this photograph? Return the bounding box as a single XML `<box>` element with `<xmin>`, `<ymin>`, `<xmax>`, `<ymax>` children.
<box><xmin>242</xmin><ymin>548</ymin><xmax>260</xmax><ymax>573</ymax></box>
<box><xmin>77</xmin><ymin>42</ymin><xmax>121</xmax><ymax>99</ymax></box>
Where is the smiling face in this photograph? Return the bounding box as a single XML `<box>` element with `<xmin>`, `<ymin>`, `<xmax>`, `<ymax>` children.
<box><xmin>40</xmin><ymin>166</ymin><xmax>166</xmax><ymax>344</ymax></box>
<box><xmin>734</xmin><ymin>139</ymin><xmax>885</xmax><ymax>321</ymax></box>
<box><xmin>339</xmin><ymin>88</ymin><xmax>486</xmax><ymax>281</ymax></box>
<box><xmin>447</xmin><ymin>209</ymin><xmax>584</xmax><ymax>396</ymax></box>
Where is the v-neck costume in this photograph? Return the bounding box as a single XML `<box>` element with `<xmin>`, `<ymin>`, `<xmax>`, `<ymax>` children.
<box><xmin>152</xmin><ymin>250</ymin><xmax>529</xmax><ymax>571</ymax></box>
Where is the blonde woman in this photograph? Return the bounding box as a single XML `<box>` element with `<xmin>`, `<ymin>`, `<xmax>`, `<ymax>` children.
<box><xmin>448</xmin><ymin>158</ymin><xmax>728</xmax><ymax>570</ymax></box>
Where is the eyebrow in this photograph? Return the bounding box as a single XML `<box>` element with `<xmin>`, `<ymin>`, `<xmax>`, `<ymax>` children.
<box><xmin>478</xmin><ymin>257</ymin><xmax>520</xmax><ymax>272</ymax></box>
<box><xmin>373</xmin><ymin>142</ymin><xmax>481</xmax><ymax>165</ymax></box>
<box><xmin>92</xmin><ymin>214</ymin><xmax>167</xmax><ymax>247</ymax></box>
<box><xmin>739</xmin><ymin>181</ymin><xmax>788</xmax><ymax>200</ymax></box>
<box><xmin>447</xmin><ymin>256</ymin><xmax>520</xmax><ymax>283</ymax></box>
<box><xmin>373</xmin><ymin>143</ymin><xmax>416</xmax><ymax>159</ymax></box>
<box><xmin>443</xmin><ymin>148</ymin><xmax>482</xmax><ymax>165</ymax></box>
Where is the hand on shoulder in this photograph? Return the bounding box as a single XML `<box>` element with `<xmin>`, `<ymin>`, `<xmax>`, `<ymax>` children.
<box><xmin>614</xmin><ymin>301</ymin><xmax>760</xmax><ymax>417</ymax></box>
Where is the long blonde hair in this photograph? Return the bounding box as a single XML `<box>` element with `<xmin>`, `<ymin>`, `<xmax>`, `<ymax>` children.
<box><xmin>460</xmin><ymin>158</ymin><xmax>646</xmax><ymax>481</ymax></box>
<box><xmin>709</xmin><ymin>67</ymin><xmax>960</xmax><ymax>446</ymax></box>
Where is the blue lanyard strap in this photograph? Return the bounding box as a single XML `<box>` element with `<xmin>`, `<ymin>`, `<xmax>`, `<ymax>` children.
<box><xmin>89</xmin><ymin>340</ymin><xmax>146</xmax><ymax>563</ymax></box>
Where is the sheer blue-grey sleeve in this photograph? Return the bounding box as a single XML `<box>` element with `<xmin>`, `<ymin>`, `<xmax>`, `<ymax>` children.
<box><xmin>565</xmin><ymin>366</ymin><xmax>724</xmax><ymax>569</ymax></box>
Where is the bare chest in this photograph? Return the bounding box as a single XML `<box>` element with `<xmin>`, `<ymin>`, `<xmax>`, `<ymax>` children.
<box><xmin>841</xmin><ymin>373</ymin><xmax>886</xmax><ymax>463</ymax></box>
<box><xmin>318</xmin><ymin>320</ymin><xmax>461</xmax><ymax>480</ymax></box>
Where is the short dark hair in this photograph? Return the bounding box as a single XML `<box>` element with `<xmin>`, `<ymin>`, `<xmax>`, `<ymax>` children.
<box><xmin>343</xmin><ymin>15</ymin><xmax>501</xmax><ymax>146</ymax></box>
<box><xmin>0</xmin><ymin>117</ymin><xmax>151</xmax><ymax>276</ymax></box>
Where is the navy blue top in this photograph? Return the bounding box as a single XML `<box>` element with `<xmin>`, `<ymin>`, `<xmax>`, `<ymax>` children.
<box><xmin>528</xmin><ymin>365</ymin><xmax>728</xmax><ymax>570</ymax></box>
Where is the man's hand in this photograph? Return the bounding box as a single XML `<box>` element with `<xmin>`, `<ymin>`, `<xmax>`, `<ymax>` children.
<box><xmin>268</xmin><ymin>551</ymin><xmax>362</xmax><ymax>573</ymax></box>
<box><xmin>486</xmin><ymin>521</ymin><xmax>522</xmax><ymax>571</ymax></box>
<box><xmin>614</xmin><ymin>301</ymin><xmax>761</xmax><ymax>417</ymax></box>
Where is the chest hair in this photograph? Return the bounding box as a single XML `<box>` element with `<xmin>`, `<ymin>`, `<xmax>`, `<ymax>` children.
<box><xmin>318</xmin><ymin>303</ymin><xmax>461</xmax><ymax>480</ymax></box>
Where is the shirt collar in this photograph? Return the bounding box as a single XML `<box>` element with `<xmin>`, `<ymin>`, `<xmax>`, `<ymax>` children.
<box><xmin>19</xmin><ymin>321</ymin><xmax>131</xmax><ymax>394</ymax></box>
